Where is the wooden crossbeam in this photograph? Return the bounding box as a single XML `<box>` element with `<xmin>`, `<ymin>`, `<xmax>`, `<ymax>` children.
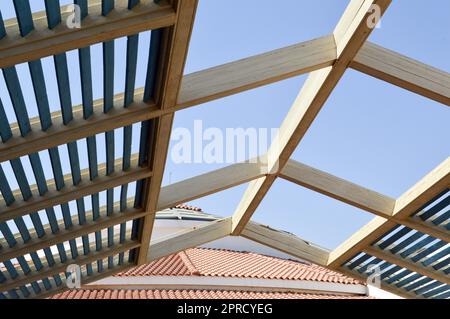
<box><xmin>0</xmin><ymin>91</ymin><xmax>158</xmax><ymax>164</ymax></box>
<box><xmin>241</xmin><ymin>222</ymin><xmax>330</xmax><ymax>266</ymax></box>
<box><xmin>0</xmin><ymin>160</ymin><xmax>152</xmax><ymax>224</ymax></box>
<box><xmin>0</xmin><ymin>206</ymin><xmax>145</xmax><ymax>264</ymax></box>
<box><xmin>177</xmin><ymin>35</ymin><xmax>337</xmax><ymax>108</ymax></box>
<box><xmin>280</xmin><ymin>160</ymin><xmax>395</xmax><ymax>216</ymax></box>
<box><xmin>0</xmin><ymin>0</ymin><xmax>175</xmax><ymax>68</ymax></box>
<box><xmin>36</xmin><ymin>260</ymin><xmax>135</xmax><ymax>299</ymax></box>
<box><xmin>148</xmin><ymin>217</ymin><xmax>231</xmax><ymax>261</ymax></box>
<box><xmin>352</xmin><ymin>42</ymin><xmax>450</xmax><ymax>106</ymax></box>
<box><xmin>0</xmin><ymin>240</ymin><xmax>139</xmax><ymax>293</ymax></box>
<box><xmin>158</xmin><ymin>158</ymin><xmax>267</xmax><ymax>210</ymax></box>
<box><xmin>337</xmin><ymin>265</ymin><xmax>421</xmax><ymax>299</ymax></box>
<box><xmin>231</xmin><ymin>0</ymin><xmax>393</xmax><ymax>235</ymax></box>
<box><xmin>279</xmin><ymin>160</ymin><xmax>449</xmax><ymax>242</ymax></box>
<box><xmin>328</xmin><ymin>157</ymin><xmax>450</xmax><ymax>269</ymax></box>
<box><xmin>364</xmin><ymin>246</ymin><xmax>450</xmax><ymax>286</ymax></box>
<box><xmin>136</xmin><ymin>0</ymin><xmax>199</xmax><ymax>265</ymax></box>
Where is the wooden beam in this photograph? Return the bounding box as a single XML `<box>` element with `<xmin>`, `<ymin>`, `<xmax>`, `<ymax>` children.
<box><xmin>353</xmin><ymin>42</ymin><xmax>450</xmax><ymax>106</ymax></box>
<box><xmin>0</xmin><ymin>0</ymin><xmax>175</xmax><ymax>68</ymax></box>
<box><xmin>241</xmin><ymin>221</ymin><xmax>330</xmax><ymax>266</ymax></box>
<box><xmin>136</xmin><ymin>0</ymin><xmax>199</xmax><ymax>264</ymax></box>
<box><xmin>328</xmin><ymin>157</ymin><xmax>450</xmax><ymax>269</ymax></box>
<box><xmin>0</xmin><ymin>207</ymin><xmax>146</xmax><ymax>264</ymax></box>
<box><xmin>148</xmin><ymin>217</ymin><xmax>231</xmax><ymax>262</ymax></box>
<box><xmin>364</xmin><ymin>246</ymin><xmax>450</xmax><ymax>286</ymax></box>
<box><xmin>157</xmin><ymin>158</ymin><xmax>267</xmax><ymax>210</ymax></box>
<box><xmin>336</xmin><ymin>265</ymin><xmax>421</xmax><ymax>299</ymax></box>
<box><xmin>0</xmin><ymin>240</ymin><xmax>139</xmax><ymax>293</ymax></box>
<box><xmin>177</xmin><ymin>35</ymin><xmax>337</xmax><ymax>108</ymax></box>
<box><xmin>37</xmin><ymin>262</ymin><xmax>135</xmax><ymax>299</ymax></box>
<box><xmin>0</xmin><ymin>91</ymin><xmax>158</xmax><ymax>164</ymax></box>
<box><xmin>0</xmin><ymin>160</ymin><xmax>152</xmax><ymax>224</ymax></box>
<box><xmin>231</xmin><ymin>0</ymin><xmax>393</xmax><ymax>235</ymax></box>
<box><xmin>280</xmin><ymin>159</ymin><xmax>395</xmax><ymax>216</ymax></box>
<box><xmin>280</xmin><ymin>160</ymin><xmax>450</xmax><ymax>242</ymax></box>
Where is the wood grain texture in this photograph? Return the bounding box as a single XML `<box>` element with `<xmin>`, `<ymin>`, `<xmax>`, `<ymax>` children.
<box><xmin>0</xmin><ymin>0</ymin><xmax>175</xmax><ymax>68</ymax></box>
<box><xmin>353</xmin><ymin>42</ymin><xmax>450</xmax><ymax>106</ymax></box>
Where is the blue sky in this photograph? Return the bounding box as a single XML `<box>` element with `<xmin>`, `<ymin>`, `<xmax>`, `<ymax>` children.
<box><xmin>0</xmin><ymin>1</ymin><xmax>449</xmax><ymax>250</ymax></box>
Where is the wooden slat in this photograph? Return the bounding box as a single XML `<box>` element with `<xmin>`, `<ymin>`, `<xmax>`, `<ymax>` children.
<box><xmin>280</xmin><ymin>159</ymin><xmax>395</xmax><ymax>216</ymax></box>
<box><xmin>328</xmin><ymin>157</ymin><xmax>450</xmax><ymax>269</ymax></box>
<box><xmin>177</xmin><ymin>35</ymin><xmax>337</xmax><ymax>108</ymax></box>
<box><xmin>353</xmin><ymin>42</ymin><xmax>450</xmax><ymax>106</ymax></box>
<box><xmin>241</xmin><ymin>221</ymin><xmax>330</xmax><ymax>266</ymax></box>
<box><xmin>35</xmin><ymin>263</ymin><xmax>135</xmax><ymax>299</ymax></box>
<box><xmin>157</xmin><ymin>159</ymin><xmax>267</xmax><ymax>210</ymax></box>
<box><xmin>136</xmin><ymin>0</ymin><xmax>199</xmax><ymax>264</ymax></box>
<box><xmin>0</xmin><ymin>160</ymin><xmax>152</xmax><ymax>224</ymax></box>
<box><xmin>147</xmin><ymin>217</ymin><xmax>231</xmax><ymax>262</ymax></box>
<box><xmin>231</xmin><ymin>0</ymin><xmax>393</xmax><ymax>235</ymax></box>
<box><xmin>337</xmin><ymin>265</ymin><xmax>421</xmax><ymax>299</ymax></box>
<box><xmin>0</xmin><ymin>92</ymin><xmax>158</xmax><ymax>163</ymax></box>
<box><xmin>0</xmin><ymin>207</ymin><xmax>145</xmax><ymax>264</ymax></box>
<box><xmin>0</xmin><ymin>241</ymin><xmax>139</xmax><ymax>293</ymax></box>
<box><xmin>0</xmin><ymin>0</ymin><xmax>176</xmax><ymax>68</ymax></box>
<box><xmin>364</xmin><ymin>246</ymin><xmax>450</xmax><ymax>286</ymax></box>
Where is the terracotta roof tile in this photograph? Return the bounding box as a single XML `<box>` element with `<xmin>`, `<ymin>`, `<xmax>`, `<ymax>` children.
<box><xmin>114</xmin><ymin>248</ymin><xmax>361</xmax><ymax>285</ymax></box>
<box><xmin>51</xmin><ymin>289</ymin><xmax>372</xmax><ymax>299</ymax></box>
<box><xmin>171</xmin><ymin>204</ymin><xmax>202</xmax><ymax>212</ymax></box>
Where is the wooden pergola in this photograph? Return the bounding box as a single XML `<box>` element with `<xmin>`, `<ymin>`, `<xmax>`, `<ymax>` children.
<box><xmin>0</xmin><ymin>0</ymin><xmax>448</xmax><ymax>299</ymax></box>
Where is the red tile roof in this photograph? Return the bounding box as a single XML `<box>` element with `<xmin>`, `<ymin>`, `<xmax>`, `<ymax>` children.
<box><xmin>116</xmin><ymin>248</ymin><xmax>362</xmax><ymax>285</ymax></box>
<box><xmin>51</xmin><ymin>289</ymin><xmax>372</xmax><ymax>300</ymax></box>
<box><xmin>171</xmin><ymin>204</ymin><xmax>202</xmax><ymax>212</ymax></box>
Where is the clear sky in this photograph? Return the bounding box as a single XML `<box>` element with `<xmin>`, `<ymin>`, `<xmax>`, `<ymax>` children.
<box><xmin>0</xmin><ymin>1</ymin><xmax>449</xmax><ymax>250</ymax></box>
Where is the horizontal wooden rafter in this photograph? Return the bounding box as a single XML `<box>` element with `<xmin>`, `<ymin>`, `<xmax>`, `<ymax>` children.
<box><xmin>0</xmin><ymin>160</ymin><xmax>152</xmax><ymax>224</ymax></box>
<box><xmin>352</xmin><ymin>42</ymin><xmax>450</xmax><ymax>106</ymax></box>
<box><xmin>364</xmin><ymin>246</ymin><xmax>450</xmax><ymax>286</ymax></box>
<box><xmin>0</xmin><ymin>0</ymin><xmax>176</xmax><ymax>68</ymax></box>
<box><xmin>35</xmin><ymin>260</ymin><xmax>135</xmax><ymax>299</ymax></box>
<box><xmin>177</xmin><ymin>34</ymin><xmax>337</xmax><ymax>108</ymax></box>
<box><xmin>0</xmin><ymin>92</ymin><xmax>158</xmax><ymax>164</ymax></box>
<box><xmin>0</xmin><ymin>206</ymin><xmax>145</xmax><ymax>264</ymax></box>
<box><xmin>0</xmin><ymin>240</ymin><xmax>140</xmax><ymax>293</ymax></box>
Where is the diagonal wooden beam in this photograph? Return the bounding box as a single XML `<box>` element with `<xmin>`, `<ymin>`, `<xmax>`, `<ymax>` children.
<box><xmin>0</xmin><ymin>159</ymin><xmax>152</xmax><ymax>224</ymax></box>
<box><xmin>0</xmin><ymin>240</ymin><xmax>140</xmax><ymax>293</ymax></box>
<box><xmin>279</xmin><ymin>160</ymin><xmax>450</xmax><ymax>242</ymax></box>
<box><xmin>148</xmin><ymin>217</ymin><xmax>231</xmax><ymax>262</ymax></box>
<box><xmin>241</xmin><ymin>221</ymin><xmax>330</xmax><ymax>266</ymax></box>
<box><xmin>328</xmin><ymin>157</ymin><xmax>450</xmax><ymax>269</ymax></box>
<box><xmin>231</xmin><ymin>0</ymin><xmax>393</xmax><ymax>235</ymax></box>
<box><xmin>364</xmin><ymin>246</ymin><xmax>450</xmax><ymax>286</ymax></box>
<box><xmin>0</xmin><ymin>0</ymin><xmax>176</xmax><ymax>68</ymax></box>
<box><xmin>177</xmin><ymin>34</ymin><xmax>337</xmax><ymax>108</ymax></box>
<box><xmin>352</xmin><ymin>42</ymin><xmax>450</xmax><ymax>106</ymax></box>
<box><xmin>280</xmin><ymin>159</ymin><xmax>395</xmax><ymax>216</ymax></box>
<box><xmin>157</xmin><ymin>158</ymin><xmax>267</xmax><ymax>210</ymax></box>
<box><xmin>136</xmin><ymin>0</ymin><xmax>199</xmax><ymax>265</ymax></box>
